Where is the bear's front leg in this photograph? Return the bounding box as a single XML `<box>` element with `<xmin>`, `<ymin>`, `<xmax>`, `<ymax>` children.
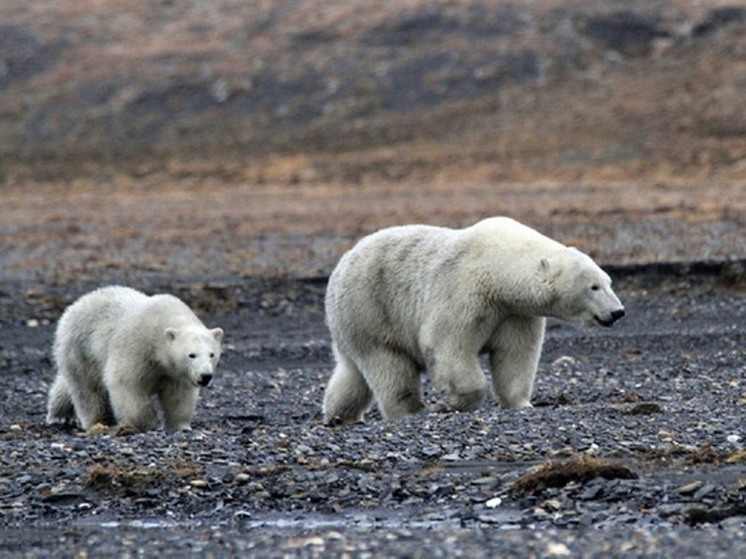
<box><xmin>106</xmin><ymin>377</ymin><xmax>160</xmax><ymax>432</ymax></box>
<box><xmin>488</xmin><ymin>316</ymin><xmax>545</xmax><ymax>409</ymax></box>
<box><xmin>355</xmin><ymin>348</ymin><xmax>426</xmax><ymax>420</ymax></box>
<box><xmin>159</xmin><ymin>381</ymin><xmax>199</xmax><ymax>431</ymax></box>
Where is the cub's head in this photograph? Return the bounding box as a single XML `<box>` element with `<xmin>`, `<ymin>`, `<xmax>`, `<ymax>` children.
<box><xmin>541</xmin><ymin>249</ymin><xmax>625</xmax><ymax>328</ymax></box>
<box><xmin>164</xmin><ymin>326</ymin><xmax>224</xmax><ymax>387</ymax></box>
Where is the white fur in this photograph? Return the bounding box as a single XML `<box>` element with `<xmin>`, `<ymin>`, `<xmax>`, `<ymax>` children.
<box><xmin>46</xmin><ymin>286</ymin><xmax>223</xmax><ymax>432</ymax></box>
<box><xmin>323</xmin><ymin>217</ymin><xmax>624</xmax><ymax>423</ymax></box>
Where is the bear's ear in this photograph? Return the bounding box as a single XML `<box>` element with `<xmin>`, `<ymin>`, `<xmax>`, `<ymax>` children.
<box><xmin>540</xmin><ymin>256</ymin><xmax>563</xmax><ymax>280</ymax></box>
<box><xmin>211</xmin><ymin>327</ymin><xmax>224</xmax><ymax>343</ymax></box>
<box><xmin>164</xmin><ymin>327</ymin><xmax>179</xmax><ymax>341</ymax></box>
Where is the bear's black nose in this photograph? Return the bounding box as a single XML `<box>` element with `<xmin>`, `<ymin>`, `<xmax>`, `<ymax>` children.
<box><xmin>611</xmin><ymin>309</ymin><xmax>626</xmax><ymax>322</ymax></box>
<box><xmin>198</xmin><ymin>374</ymin><xmax>213</xmax><ymax>387</ymax></box>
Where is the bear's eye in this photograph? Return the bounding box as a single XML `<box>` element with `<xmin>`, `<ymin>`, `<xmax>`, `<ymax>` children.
<box><xmin>590</xmin><ymin>285</ymin><xmax>600</xmax><ymax>291</ymax></box>
<box><xmin>209</xmin><ymin>352</ymin><xmax>215</xmax><ymax>358</ymax></box>
<box><xmin>188</xmin><ymin>353</ymin><xmax>197</xmax><ymax>359</ymax></box>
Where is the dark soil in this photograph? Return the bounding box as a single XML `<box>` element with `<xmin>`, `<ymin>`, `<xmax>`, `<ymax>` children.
<box><xmin>1</xmin><ymin>270</ymin><xmax>744</xmax><ymax>558</ymax></box>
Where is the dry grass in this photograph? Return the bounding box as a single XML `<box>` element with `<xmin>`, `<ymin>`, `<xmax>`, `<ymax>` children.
<box><xmin>510</xmin><ymin>454</ymin><xmax>637</xmax><ymax>495</ymax></box>
<box><xmin>84</xmin><ymin>461</ymin><xmax>204</xmax><ymax>497</ymax></box>
<box><xmin>1</xmin><ymin>168</ymin><xmax>744</xmax><ymax>283</ymax></box>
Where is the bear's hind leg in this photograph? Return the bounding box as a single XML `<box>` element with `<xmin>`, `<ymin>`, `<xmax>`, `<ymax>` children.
<box><xmin>489</xmin><ymin>316</ymin><xmax>545</xmax><ymax>409</ymax></box>
<box><xmin>323</xmin><ymin>344</ymin><xmax>374</xmax><ymax>423</ymax></box>
<box><xmin>46</xmin><ymin>375</ymin><xmax>77</xmax><ymax>426</ymax></box>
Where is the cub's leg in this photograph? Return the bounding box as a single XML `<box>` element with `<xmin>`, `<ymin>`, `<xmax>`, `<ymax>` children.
<box><xmin>46</xmin><ymin>375</ymin><xmax>77</xmax><ymax>426</ymax></box>
<box><xmin>489</xmin><ymin>316</ymin><xmax>545</xmax><ymax>409</ymax></box>
<box><xmin>159</xmin><ymin>381</ymin><xmax>199</xmax><ymax>431</ymax></box>
<box><xmin>323</xmin><ymin>344</ymin><xmax>374</xmax><ymax>423</ymax></box>
<box><xmin>66</xmin><ymin>367</ymin><xmax>115</xmax><ymax>430</ymax></box>
<box><xmin>105</xmin><ymin>362</ymin><xmax>159</xmax><ymax>432</ymax></box>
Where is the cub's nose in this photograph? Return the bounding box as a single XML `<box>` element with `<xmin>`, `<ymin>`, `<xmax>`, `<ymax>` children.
<box><xmin>198</xmin><ymin>373</ymin><xmax>213</xmax><ymax>387</ymax></box>
<box><xmin>611</xmin><ymin>309</ymin><xmax>626</xmax><ymax>322</ymax></box>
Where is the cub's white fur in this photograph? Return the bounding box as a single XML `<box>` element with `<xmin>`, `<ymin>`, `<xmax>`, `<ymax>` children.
<box><xmin>47</xmin><ymin>286</ymin><xmax>223</xmax><ymax>432</ymax></box>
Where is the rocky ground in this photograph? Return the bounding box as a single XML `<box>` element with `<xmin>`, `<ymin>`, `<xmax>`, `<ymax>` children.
<box><xmin>0</xmin><ymin>269</ymin><xmax>745</xmax><ymax>557</ymax></box>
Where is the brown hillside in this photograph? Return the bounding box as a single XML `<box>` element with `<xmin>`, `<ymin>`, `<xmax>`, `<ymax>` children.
<box><xmin>0</xmin><ymin>0</ymin><xmax>744</xmax><ymax>181</ymax></box>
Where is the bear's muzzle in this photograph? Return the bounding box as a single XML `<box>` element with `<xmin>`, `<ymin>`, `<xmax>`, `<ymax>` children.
<box><xmin>197</xmin><ymin>373</ymin><xmax>213</xmax><ymax>387</ymax></box>
<box><xmin>596</xmin><ymin>308</ymin><xmax>626</xmax><ymax>327</ymax></box>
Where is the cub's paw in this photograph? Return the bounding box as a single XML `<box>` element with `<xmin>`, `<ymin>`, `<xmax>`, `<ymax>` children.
<box><xmin>86</xmin><ymin>422</ymin><xmax>114</xmax><ymax>436</ymax></box>
<box><xmin>325</xmin><ymin>415</ymin><xmax>365</xmax><ymax>427</ymax></box>
<box><xmin>111</xmin><ymin>422</ymin><xmax>142</xmax><ymax>437</ymax></box>
<box><xmin>428</xmin><ymin>401</ymin><xmax>452</xmax><ymax>414</ymax></box>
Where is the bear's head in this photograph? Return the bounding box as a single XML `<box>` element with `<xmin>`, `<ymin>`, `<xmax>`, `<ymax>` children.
<box><xmin>164</xmin><ymin>326</ymin><xmax>224</xmax><ymax>387</ymax></box>
<box><xmin>541</xmin><ymin>249</ymin><xmax>625</xmax><ymax>328</ymax></box>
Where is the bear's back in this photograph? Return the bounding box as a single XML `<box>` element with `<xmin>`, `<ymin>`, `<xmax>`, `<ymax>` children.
<box><xmin>465</xmin><ymin>217</ymin><xmax>565</xmax><ymax>254</ymax></box>
<box><xmin>103</xmin><ymin>293</ymin><xmax>201</xmax><ymax>351</ymax></box>
<box><xmin>141</xmin><ymin>294</ymin><xmax>200</xmax><ymax>326</ymax></box>
<box><xmin>326</xmin><ymin>224</ymin><xmax>465</xmax><ymax>343</ymax></box>
<box><xmin>328</xmin><ymin>224</ymin><xmax>456</xmax><ymax>302</ymax></box>
<box><xmin>55</xmin><ymin>286</ymin><xmax>150</xmax><ymax>361</ymax></box>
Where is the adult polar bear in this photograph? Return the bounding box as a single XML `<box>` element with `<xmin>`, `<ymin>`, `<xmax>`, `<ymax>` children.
<box><xmin>323</xmin><ymin>217</ymin><xmax>625</xmax><ymax>423</ymax></box>
<box><xmin>47</xmin><ymin>286</ymin><xmax>223</xmax><ymax>432</ymax></box>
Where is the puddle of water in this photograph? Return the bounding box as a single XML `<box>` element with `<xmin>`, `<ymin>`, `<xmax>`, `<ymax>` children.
<box><xmin>70</xmin><ymin>507</ymin><xmax>526</xmax><ymax>532</ymax></box>
<box><xmin>234</xmin><ymin>508</ymin><xmax>525</xmax><ymax>530</ymax></box>
<box><xmin>96</xmin><ymin>519</ymin><xmax>180</xmax><ymax>529</ymax></box>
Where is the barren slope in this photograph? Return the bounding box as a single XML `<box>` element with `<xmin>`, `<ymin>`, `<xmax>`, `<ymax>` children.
<box><xmin>0</xmin><ymin>0</ymin><xmax>744</xmax><ymax>182</ymax></box>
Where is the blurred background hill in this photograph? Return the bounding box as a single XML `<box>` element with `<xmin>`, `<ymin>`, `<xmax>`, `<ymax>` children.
<box><xmin>1</xmin><ymin>0</ymin><xmax>744</xmax><ymax>183</ymax></box>
<box><xmin>1</xmin><ymin>0</ymin><xmax>744</xmax><ymax>284</ymax></box>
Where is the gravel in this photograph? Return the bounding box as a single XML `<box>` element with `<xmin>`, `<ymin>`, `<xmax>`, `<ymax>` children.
<box><xmin>0</xmin><ymin>273</ymin><xmax>744</xmax><ymax>557</ymax></box>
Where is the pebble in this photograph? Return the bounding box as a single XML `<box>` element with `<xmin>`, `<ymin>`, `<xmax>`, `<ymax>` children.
<box><xmin>692</xmin><ymin>484</ymin><xmax>716</xmax><ymax>501</ymax></box>
<box><xmin>235</xmin><ymin>473</ymin><xmax>251</xmax><ymax>485</ymax></box>
<box><xmin>678</xmin><ymin>481</ymin><xmax>703</xmax><ymax>495</ymax></box>
<box><xmin>546</xmin><ymin>542</ymin><xmax>571</xmax><ymax>556</ymax></box>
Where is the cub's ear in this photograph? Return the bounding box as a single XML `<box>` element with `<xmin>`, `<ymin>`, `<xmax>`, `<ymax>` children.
<box><xmin>164</xmin><ymin>327</ymin><xmax>179</xmax><ymax>341</ymax></box>
<box><xmin>211</xmin><ymin>327</ymin><xmax>224</xmax><ymax>343</ymax></box>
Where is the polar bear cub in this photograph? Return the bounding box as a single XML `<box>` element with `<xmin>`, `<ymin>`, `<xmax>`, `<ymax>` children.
<box><xmin>323</xmin><ymin>217</ymin><xmax>625</xmax><ymax>423</ymax></box>
<box><xmin>47</xmin><ymin>285</ymin><xmax>223</xmax><ymax>432</ymax></box>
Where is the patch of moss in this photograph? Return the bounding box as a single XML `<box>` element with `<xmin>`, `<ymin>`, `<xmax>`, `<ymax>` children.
<box><xmin>84</xmin><ymin>461</ymin><xmax>203</xmax><ymax>497</ymax></box>
<box><xmin>84</xmin><ymin>464</ymin><xmax>160</xmax><ymax>496</ymax></box>
<box><xmin>510</xmin><ymin>454</ymin><xmax>637</xmax><ymax>495</ymax></box>
<box><xmin>645</xmin><ymin>444</ymin><xmax>725</xmax><ymax>466</ymax></box>
<box><xmin>686</xmin><ymin>503</ymin><xmax>746</xmax><ymax>525</ymax></box>
<box><xmin>725</xmin><ymin>449</ymin><xmax>746</xmax><ymax>464</ymax></box>
<box><xmin>624</xmin><ymin>402</ymin><xmax>663</xmax><ymax>415</ymax></box>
